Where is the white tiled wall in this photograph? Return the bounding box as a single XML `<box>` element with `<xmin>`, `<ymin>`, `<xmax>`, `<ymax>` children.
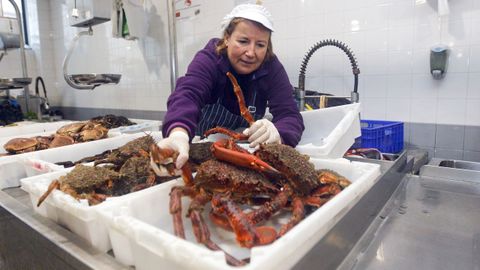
<box><xmin>1</xmin><ymin>0</ymin><xmax>479</xmax><ymax>128</ymax></box>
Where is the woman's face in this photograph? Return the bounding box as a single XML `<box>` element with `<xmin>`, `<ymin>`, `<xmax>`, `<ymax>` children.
<box><xmin>226</xmin><ymin>20</ymin><xmax>270</xmax><ymax>75</ymax></box>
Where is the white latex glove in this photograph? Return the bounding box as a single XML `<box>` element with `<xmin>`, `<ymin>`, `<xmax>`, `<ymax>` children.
<box><xmin>156</xmin><ymin>129</ymin><xmax>190</xmax><ymax>169</ymax></box>
<box><xmin>243</xmin><ymin>119</ymin><xmax>281</xmax><ymax>148</ymax></box>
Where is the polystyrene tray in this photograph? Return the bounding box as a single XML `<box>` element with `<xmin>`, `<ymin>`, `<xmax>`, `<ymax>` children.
<box><xmin>19</xmin><ymin>132</ymin><xmax>164</xmax><ymax>251</ymax></box>
<box><xmin>21</xmin><ymin>168</ymin><xmax>113</xmax><ymax>251</ymax></box>
<box><xmin>95</xmin><ymin>158</ymin><xmax>381</xmax><ymax>269</ymax></box>
<box><xmin>0</xmin><ymin>120</ymin><xmax>74</xmax><ymax>138</ymax></box>
<box><xmin>0</xmin><ymin>133</ymin><xmax>153</xmax><ymax>189</ymax></box>
<box><xmin>296</xmin><ymin>103</ymin><xmax>361</xmax><ymax>159</ymax></box>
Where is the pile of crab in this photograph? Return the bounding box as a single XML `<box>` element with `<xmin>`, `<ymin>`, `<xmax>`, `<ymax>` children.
<box><xmin>35</xmin><ymin>133</ymin><xmax>213</xmax><ymax>206</ymax></box>
<box><xmin>33</xmin><ymin>74</ymin><xmax>351</xmax><ymax>266</ymax></box>
<box><xmin>147</xmin><ymin>72</ymin><xmax>352</xmax><ymax>266</ymax></box>
<box><xmin>36</xmin><ymin>135</ymin><xmax>179</xmax><ymax>206</ymax></box>
<box><xmin>2</xmin><ymin>115</ymin><xmax>136</xmax><ymax>155</ymax></box>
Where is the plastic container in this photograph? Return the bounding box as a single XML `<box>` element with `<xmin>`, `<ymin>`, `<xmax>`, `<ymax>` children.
<box><xmin>20</xmin><ymin>156</ymin><xmax>171</xmax><ymax>252</ymax></box>
<box><xmin>18</xmin><ymin>131</ymin><xmax>164</xmax><ymax>250</ymax></box>
<box><xmin>95</xmin><ymin>158</ymin><xmax>381</xmax><ymax>269</ymax></box>
<box><xmin>296</xmin><ymin>103</ymin><xmax>361</xmax><ymax>158</ymax></box>
<box><xmin>21</xmin><ymin>168</ymin><xmax>113</xmax><ymax>252</ymax></box>
<box><xmin>353</xmin><ymin>120</ymin><xmax>404</xmax><ymax>153</ymax></box>
<box><xmin>0</xmin><ymin>120</ymin><xmax>74</xmax><ymax>138</ymax></box>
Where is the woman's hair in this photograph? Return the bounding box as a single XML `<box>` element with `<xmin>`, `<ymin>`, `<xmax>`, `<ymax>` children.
<box><xmin>216</xmin><ymin>18</ymin><xmax>274</xmax><ymax>60</ymax></box>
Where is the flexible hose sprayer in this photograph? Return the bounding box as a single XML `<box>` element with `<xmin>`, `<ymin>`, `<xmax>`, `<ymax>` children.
<box><xmin>297</xmin><ymin>39</ymin><xmax>360</xmax><ymax>110</ymax></box>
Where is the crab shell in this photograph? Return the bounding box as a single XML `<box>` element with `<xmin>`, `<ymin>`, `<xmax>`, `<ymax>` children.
<box><xmin>194</xmin><ymin>159</ymin><xmax>278</xmax><ymax>201</ymax></box>
<box><xmin>34</xmin><ymin>136</ymin><xmax>53</xmax><ymax>150</ymax></box>
<box><xmin>77</xmin><ymin>124</ymin><xmax>109</xmax><ymax>141</ymax></box>
<box><xmin>56</xmin><ymin>122</ymin><xmax>87</xmax><ymax>136</ymax></box>
<box><xmin>3</xmin><ymin>137</ymin><xmax>39</xmax><ymax>154</ymax></box>
<box><xmin>49</xmin><ymin>134</ymin><xmax>75</xmax><ymax>148</ymax></box>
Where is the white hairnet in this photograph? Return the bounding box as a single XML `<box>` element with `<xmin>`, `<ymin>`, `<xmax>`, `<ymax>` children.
<box><xmin>221</xmin><ymin>4</ymin><xmax>274</xmax><ymax>32</ymax></box>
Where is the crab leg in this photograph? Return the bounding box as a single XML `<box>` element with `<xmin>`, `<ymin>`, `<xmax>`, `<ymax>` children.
<box><xmin>211</xmin><ymin>194</ymin><xmax>277</xmax><ymax>248</ymax></box>
<box><xmin>37</xmin><ymin>180</ymin><xmax>60</xmax><ymax>207</ymax></box>
<box><xmin>246</xmin><ymin>186</ymin><xmax>291</xmax><ymax>225</ymax></box>
<box><xmin>278</xmin><ymin>196</ymin><xmax>305</xmax><ymax>236</ymax></box>
<box><xmin>210</xmin><ymin>188</ymin><xmax>290</xmax><ymax>228</ymax></box>
<box><xmin>204</xmin><ymin>127</ymin><xmax>249</xmax><ymax>141</ymax></box>
<box><xmin>169</xmin><ymin>186</ymin><xmax>197</xmax><ymax>239</ymax></box>
<box><xmin>318</xmin><ymin>169</ymin><xmax>351</xmax><ymax>188</ymax></box>
<box><xmin>226</xmin><ymin>72</ymin><xmax>255</xmax><ymax>125</ymax></box>
<box><xmin>170</xmin><ymin>187</ymin><xmax>246</xmax><ymax>266</ymax></box>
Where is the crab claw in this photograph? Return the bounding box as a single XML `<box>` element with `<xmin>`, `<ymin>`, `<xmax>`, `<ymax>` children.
<box><xmin>211</xmin><ymin>139</ymin><xmax>280</xmax><ymax>176</ymax></box>
<box><xmin>150</xmin><ymin>144</ymin><xmax>194</xmax><ymax>186</ymax></box>
<box><xmin>149</xmin><ymin>144</ymin><xmax>179</xmax><ymax>177</ymax></box>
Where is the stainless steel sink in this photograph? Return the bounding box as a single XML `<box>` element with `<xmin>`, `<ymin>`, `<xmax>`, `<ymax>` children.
<box><xmin>438</xmin><ymin>159</ymin><xmax>480</xmax><ymax>171</ymax></box>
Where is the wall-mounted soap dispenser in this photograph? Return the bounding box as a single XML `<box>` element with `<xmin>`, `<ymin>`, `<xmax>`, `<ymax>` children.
<box><xmin>430</xmin><ymin>45</ymin><xmax>449</xmax><ymax>80</ymax></box>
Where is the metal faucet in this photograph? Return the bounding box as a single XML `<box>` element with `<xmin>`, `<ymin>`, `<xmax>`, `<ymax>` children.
<box><xmin>297</xmin><ymin>39</ymin><xmax>360</xmax><ymax>111</ymax></box>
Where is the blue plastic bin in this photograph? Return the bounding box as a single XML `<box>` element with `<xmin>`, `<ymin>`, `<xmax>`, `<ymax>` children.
<box><xmin>353</xmin><ymin>120</ymin><xmax>404</xmax><ymax>153</ymax></box>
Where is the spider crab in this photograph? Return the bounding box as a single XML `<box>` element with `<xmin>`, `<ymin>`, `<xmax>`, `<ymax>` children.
<box><xmin>37</xmin><ymin>136</ymin><xmax>175</xmax><ymax>207</ymax></box>
<box><xmin>149</xmin><ymin>72</ymin><xmax>351</xmax><ymax>266</ymax></box>
<box><xmin>37</xmin><ymin>164</ymin><xmax>121</xmax><ymax>207</ymax></box>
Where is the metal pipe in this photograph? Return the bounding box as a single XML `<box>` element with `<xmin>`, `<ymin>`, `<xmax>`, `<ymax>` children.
<box><xmin>8</xmin><ymin>0</ymin><xmax>29</xmax><ymax>113</ymax></box>
<box><xmin>166</xmin><ymin>0</ymin><xmax>178</xmax><ymax>92</ymax></box>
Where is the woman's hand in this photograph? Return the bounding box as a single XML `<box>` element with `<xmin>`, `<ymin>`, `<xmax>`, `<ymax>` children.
<box><xmin>243</xmin><ymin>119</ymin><xmax>281</xmax><ymax>148</ymax></box>
<box><xmin>157</xmin><ymin>128</ymin><xmax>190</xmax><ymax>169</ymax></box>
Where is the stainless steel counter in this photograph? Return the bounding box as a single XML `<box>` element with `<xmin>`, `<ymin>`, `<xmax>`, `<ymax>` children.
<box><xmin>338</xmin><ymin>161</ymin><xmax>480</xmax><ymax>270</ymax></box>
<box><xmin>3</xmin><ymin>151</ymin><xmax>477</xmax><ymax>270</ymax></box>
<box><xmin>0</xmin><ymin>153</ymin><xmax>406</xmax><ymax>270</ymax></box>
<box><xmin>0</xmin><ymin>187</ymin><xmax>129</xmax><ymax>270</ymax></box>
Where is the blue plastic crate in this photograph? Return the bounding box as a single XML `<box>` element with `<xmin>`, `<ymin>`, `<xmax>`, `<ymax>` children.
<box><xmin>352</xmin><ymin>120</ymin><xmax>404</xmax><ymax>153</ymax></box>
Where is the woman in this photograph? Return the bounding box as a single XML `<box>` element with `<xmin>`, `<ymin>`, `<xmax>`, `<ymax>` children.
<box><xmin>159</xmin><ymin>4</ymin><xmax>304</xmax><ymax>169</ymax></box>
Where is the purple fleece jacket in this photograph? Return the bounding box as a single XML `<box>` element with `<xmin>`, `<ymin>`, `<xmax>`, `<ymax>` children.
<box><xmin>162</xmin><ymin>38</ymin><xmax>304</xmax><ymax>147</ymax></box>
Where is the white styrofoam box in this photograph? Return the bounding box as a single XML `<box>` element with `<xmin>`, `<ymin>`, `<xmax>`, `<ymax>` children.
<box><xmin>296</xmin><ymin>103</ymin><xmax>361</xmax><ymax>159</ymax></box>
<box><xmin>108</xmin><ymin>119</ymin><xmax>162</xmax><ymax>135</ymax></box>
<box><xmin>96</xmin><ymin>158</ymin><xmax>381</xmax><ymax>269</ymax></box>
<box><xmin>0</xmin><ymin>121</ymin><xmax>74</xmax><ymax>138</ymax></box>
<box><xmin>1</xmin><ymin>132</ymin><xmax>162</xmax><ymax>189</ymax></box>
<box><xmin>23</xmin><ymin>158</ymin><xmax>65</xmax><ymax>178</ymax></box>
<box><xmin>21</xmin><ymin>168</ymin><xmax>110</xmax><ymax>251</ymax></box>
<box><xmin>21</xmin><ymin>165</ymin><xmax>180</xmax><ymax>253</ymax></box>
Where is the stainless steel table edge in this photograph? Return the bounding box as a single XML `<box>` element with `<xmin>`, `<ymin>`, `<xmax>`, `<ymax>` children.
<box><xmin>0</xmin><ymin>188</ymin><xmax>129</xmax><ymax>270</ymax></box>
<box><xmin>293</xmin><ymin>152</ymin><xmax>411</xmax><ymax>269</ymax></box>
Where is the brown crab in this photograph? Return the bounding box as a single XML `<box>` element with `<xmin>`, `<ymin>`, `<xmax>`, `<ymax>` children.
<box><xmin>3</xmin><ymin>137</ymin><xmax>51</xmax><ymax>154</ymax></box>
<box><xmin>56</xmin><ymin>122</ymin><xmax>88</xmax><ymax>137</ymax></box>
<box><xmin>49</xmin><ymin>134</ymin><xmax>75</xmax><ymax>148</ymax></box>
<box><xmin>75</xmin><ymin>122</ymin><xmax>109</xmax><ymax>142</ymax></box>
<box><xmin>56</xmin><ymin>121</ymin><xmax>109</xmax><ymax>142</ymax></box>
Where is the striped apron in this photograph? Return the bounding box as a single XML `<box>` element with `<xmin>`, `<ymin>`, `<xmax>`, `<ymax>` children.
<box><xmin>196</xmin><ymin>87</ymin><xmax>258</xmax><ymax>137</ymax></box>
